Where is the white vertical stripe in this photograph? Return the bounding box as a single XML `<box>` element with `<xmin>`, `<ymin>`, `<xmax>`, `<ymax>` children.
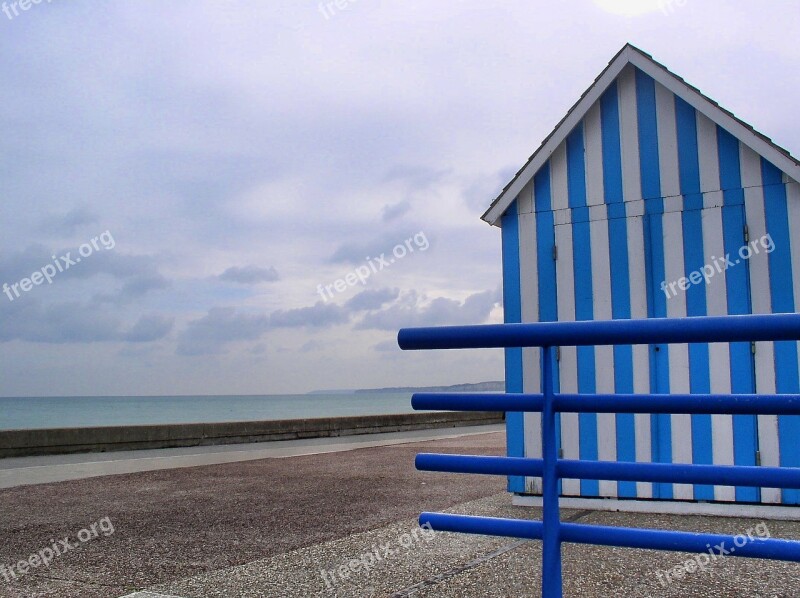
<box><xmin>740</xmin><ymin>144</ymin><xmax>762</xmax><ymax>189</ymax></box>
<box><xmin>696</xmin><ymin>131</ymin><xmax>736</xmax><ymax>501</ymax></box>
<box><xmin>788</xmin><ymin>182</ymin><xmax>800</xmax><ymax>396</ymax></box>
<box><xmin>585</xmin><ymin>103</ymin><xmax>605</xmax><ymax>207</ymax></box>
<box><xmin>590</xmin><ymin>215</ymin><xmax>617</xmax><ymax>497</ymax></box>
<box><xmin>627</xmin><ymin>215</ymin><xmax>650</xmax><ymax>322</ymax></box>
<box><xmin>618</xmin><ymin>64</ymin><xmax>642</xmax><ymax>206</ymax></box>
<box><xmin>550</xmin><ymin>136</ymin><xmax>580</xmax><ymax>496</ymax></box>
<box><xmin>551</xmin><ymin>144</ymin><xmax>569</xmax><ymax>212</ymax></box>
<box><xmin>696</xmin><ymin>112</ymin><xmax>721</xmax><ymax>194</ymax></box>
<box><xmin>627</xmin><ymin>214</ymin><xmax>653</xmax><ymax>498</ymax></box>
<box><xmin>741</xmin><ymin>144</ymin><xmax>781</xmax><ymax>504</ymax></box>
<box><xmin>663</xmin><ymin>208</ymin><xmax>694</xmax><ymax>500</ymax></box>
<box><xmin>618</xmin><ymin>64</ymin><xmax>646</xmax><ymax>498</ymax></box>
<box><xmin>518</xmin><ymin>182</ymin><xmax>534</xmax><ymax>326</ymax></box>
<box><xmin>655</xmin><ymin>82</ymin><xmax>681</xmax><ymax>199</ymax></box>
<box><xmin>518</xmin><ymin>181</ymin><xmax>533</xmax><ymax>216</ymax></box>
<box><xmin>590</xmin><ymin>218</ymin><xmax>613</xmax><ymax>323</ymax></box>
<box><xmin>702</xmin><ymin>207</ymin><xmax>735</xmax><ymax>502</ymax></box>
<box><xmin>552</xmin><ymin>145</ymin><xmax>579</xmax><ymax>496</ymax></box>
<box><xmin>703</xmin><ymin>189</ymin><xmax>725</xmax><ymax>210</ymax></box>
<box><xmin>555</xmin><ymin>222</ymin><xmax>580</xmax><ymax>496</ymax></box>
<box><xmin>659</xmin><ymin>101</ymin><xmax>691</xmax><ymax>500</ymax></box>
<box><xmin>519</xmin><ymin>183</ymin><xmax>542</xmax><ymax>494</ymax></box>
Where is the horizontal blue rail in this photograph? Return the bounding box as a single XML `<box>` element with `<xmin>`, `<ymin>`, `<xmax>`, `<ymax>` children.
<box><xmin>416</xmin><ymin>454</ymin><xmax>800</xmax><ymax>489</ymax></box>
<box><xmin>412</xmin><ymin>392</ymin><xmax>800</xmax><ymax>414</ymax></box>
<box><xmin>398</xmin><ymin>313</ymin><xmax>800</xmax><ymax>349</ymax></box>
<box><xmin>398</xmin><ymin>313</ymin><xmax>800</xmax><ymax>597</ymax></box>
<box><xmin>420</xmin><ymin>513</ymin><xmax>800</xmax><ymax>562</ymax></box>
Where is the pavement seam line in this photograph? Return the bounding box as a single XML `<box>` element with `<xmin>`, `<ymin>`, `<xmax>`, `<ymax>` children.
<box><xmin>388</xmin><ymin>509</ymin><xmax>594</xmax><ymax>597</ymax></box>
<box><xmin>31</xmin><ymin>573</ymin><xmax>129</xmax><ymax>589</ymax></box>
<box><xmin>118</xmin><ymin>592</ymin><xmax>187</xmax><ymax>598</ymax></box>
<box><xmin>387</xmin><ymin>539</ymin><xmax>530</xmax><ymax>598</ymax></box>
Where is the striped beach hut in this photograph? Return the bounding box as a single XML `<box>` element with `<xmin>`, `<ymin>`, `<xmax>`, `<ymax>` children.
<box><xmin>483</xmin><ymin>44</ymin><xmax>800</xmax><ymax>507</ymax></box>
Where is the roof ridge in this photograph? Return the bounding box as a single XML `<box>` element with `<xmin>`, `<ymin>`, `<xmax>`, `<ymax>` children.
<box><xmin>482</xmin><ymin>44</ymin><xmax>800</xmax><ymax>226</ymax></box>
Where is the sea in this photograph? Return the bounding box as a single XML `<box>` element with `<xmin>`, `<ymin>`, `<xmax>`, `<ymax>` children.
<box><xmin>0</xmin><ymin>393</ymin><xmax>422</xmax><ymax>430</ymax></box>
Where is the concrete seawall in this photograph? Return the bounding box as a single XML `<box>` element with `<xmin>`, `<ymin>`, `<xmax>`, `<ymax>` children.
<box><xmin>0</xmin><ymin>411</ymin><xmax>503</xmax><ymax>458</ymax></box>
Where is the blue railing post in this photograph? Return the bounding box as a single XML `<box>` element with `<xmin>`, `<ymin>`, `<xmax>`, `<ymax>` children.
<box><xmin>398</xmin><ymin>314</ymin><xmax>800</xmax><ymax>596</ymax></box>
<box><xmin>541</xmin><ymin>345</ymin><xmax>562</xmax><ymax>597</ymax></box>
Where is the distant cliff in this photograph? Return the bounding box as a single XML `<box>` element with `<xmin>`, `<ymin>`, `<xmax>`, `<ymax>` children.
<box><xmin>354</xmin><ymin>381</ymin><xmax>505</xmax><ymax>394</ymax></box>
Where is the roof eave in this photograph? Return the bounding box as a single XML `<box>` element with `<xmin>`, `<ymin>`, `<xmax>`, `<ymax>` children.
<box><xmin>481</xmin><ymin>44</ymin><xmax>639</xmax><ymax>226</ymax></box>
<box><xmin>482</xmin><ymin>44</ymin><xmax>800</xmax><ymax>227</ymax></box>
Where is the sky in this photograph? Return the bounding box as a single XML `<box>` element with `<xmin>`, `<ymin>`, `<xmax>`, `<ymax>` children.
<box><xmin>0</xmin><ymin>1</ymin><xmax>798</xmax><ymax>396</ymax></box>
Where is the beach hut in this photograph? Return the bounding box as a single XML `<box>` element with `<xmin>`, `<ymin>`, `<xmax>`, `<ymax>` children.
<box><xmin>483</xmin><ymin>44</ymin><xmax>800</xmax><ymax>508</ymax></box>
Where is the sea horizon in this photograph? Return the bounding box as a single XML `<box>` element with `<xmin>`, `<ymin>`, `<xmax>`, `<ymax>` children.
<box><xmin>0</xmin><ymin>392</ymin><xmax>422</xmax><ymax>431</ymax></box>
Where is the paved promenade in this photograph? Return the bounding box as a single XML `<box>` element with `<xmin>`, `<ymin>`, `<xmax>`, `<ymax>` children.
<box><xmin>0</xmin><ymin>427</ymin><xmax>798</xmax><ymax>597</ymax></box>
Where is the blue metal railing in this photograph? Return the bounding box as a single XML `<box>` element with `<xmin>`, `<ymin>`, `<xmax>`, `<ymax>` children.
<box><xmin>398</xmin><ymin>313</ymin><xmax>800</xmax><ymax>597</ymax></box>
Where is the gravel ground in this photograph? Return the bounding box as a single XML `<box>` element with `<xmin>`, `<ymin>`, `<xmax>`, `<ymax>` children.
<box><xmin>2</xmin><ymin>429</ymin><xmax>799</xmax><ymax>598</ymax></box>
<box><xmin>147</xmin><ymin>493</ymin><xmax>800</xmax><ymax>598</ymax></box>
<box><xmin>0</xmin><ymin>432</ymin><xmax>505</xmax><ymax>597</ymax></box>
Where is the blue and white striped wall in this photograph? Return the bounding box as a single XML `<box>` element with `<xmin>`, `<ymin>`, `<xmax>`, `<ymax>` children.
<box><xmin>501</xmin><ymin>64</ymin><xmax>800</xmax><ymax>506</ymax></box>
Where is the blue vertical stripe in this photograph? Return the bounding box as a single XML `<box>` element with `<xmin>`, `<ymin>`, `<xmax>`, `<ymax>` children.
<box><xmin>567</xmin><ymin>125</ymin><xmax>599</xmax><ymax>497</ymax></box>
<box><xmin>675</xmin><ymin>96</ymin><xmax>714</xmax><ymax>501</ymax></box>
<box><xmin>501</xmin><ymin>200</ymin><xmax>524</xmax><ymax>493</ymax></box>
<box><xmin>636</xmin><ymin>68</ymin><xmax>672</xmax><ymax>499</ymax></box>
<box><xmin>761</xmin><ymin>159</ymin><xmax>800</xmax><ymax>505</ymax></box>
<box><xmin>717</xmin><ymin>127</ymin><xmax>759</xmax><ymax>502</ymax></box>
<box><xmin>535</xmin><ymin>163</ymin><xmax>562</xmax><ymax>495</ymax></box>
<box><xmin>600</xmin><ymin>82</ymin><xmax>636</xmax><ymax>498</ymax></box>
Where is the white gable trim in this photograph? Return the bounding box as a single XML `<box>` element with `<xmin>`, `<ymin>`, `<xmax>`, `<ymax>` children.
<box><xmin>483</xmin><ymin>45</ymin><xmax>800</xmax><ymax>226</ymax></box>
<box><xmin>482</xmin><ymin>46</ymin><xmax>636</xmax><ymax>226</ymax></box>
<box><xmin>628</xmin><ymin>51</ymin><xmax>800</xmax><ymax>185</ymax></box>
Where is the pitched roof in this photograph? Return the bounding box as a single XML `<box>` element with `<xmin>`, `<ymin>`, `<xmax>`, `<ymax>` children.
<box><xmin>482</xmin><ymin>43</ymin><xmax>800</xmax><ymax>226</ymax></box>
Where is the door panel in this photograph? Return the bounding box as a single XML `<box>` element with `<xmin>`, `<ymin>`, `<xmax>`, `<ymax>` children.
<box><xmin>645</xmin><ymin>204</ymin><xmax>759</xmax><ymax>502</ymax></box>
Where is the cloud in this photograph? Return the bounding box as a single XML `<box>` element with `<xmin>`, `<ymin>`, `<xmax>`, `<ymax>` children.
<box><xmin>374</xmin><ymin>339</ymin><xmax>400</xmax><ymax>352</ymax></box>
<box><xmin>175</xmin><ymin>300</ymin><xmax>350</xmax><ymax>356</ymax></box>
<box><xmin>270</xmin><ymin>302</ymin><xmax>350</xmax><ymax>328</ymax></box>
<box><xmin>356</xmin><ymin>289</ymin><xmax>499</xmax><ymax>331</ymax></box>
<box><xmin>120</xmin><ymin>274</ymin><xmax>172</xmax><ymax>297</ymax></box>
<box><xmin>344</xmin><ymin>287</ymin><xmax>400</xmax><ymax>312</ymax></box>
<box><xmin>0</xmin><ymin>244</ymin><xmax>59</xmax><ymax>285</ymax></box>
<box><xmin>0</xmin><ymin>298</ymin><xmax>175</xmax><ymax>345</ymax></box>
<box><xmin>328</xmin><ymin>238</ymin><xmax>389</xmax><ymax>266</ymax></box>
<box><xmin>219</xmin><ymin>265</ymin><xmax>280</xmax><ymax>284</ymax></box>
<box><xmin>249</xmin><ymin>343</ymin><xmax>267</xmax><ymax>355</ymax></box>
<box><xmin>70</xmin><ymin>251</ymin><xmax>160</xmax><ymax>281</ymax></box>
<box><xmin>382</xmin><ymin>200</ymin><xmax>411</xmax><ymax>222</ymax></box>
<box><xmin>95</xmin><ymin>274</ymin><xmax>172</xmax><ymax>304</ymax></box>
<box><xmin>462</xmin><ymin>166</ymin><xmax>521</xmax><ymax>211</ymax></box>
<box><xmin>38</xmin><ymin>206</ymin><xmax>99</xmax><ymax>236</ymax></box>
<box><xmin>0</xmin><ymin>243</ymin><xmax>172</xmax><ymax>308</ymax></box>
<box><xmin>0</xmin><ymin>299</ymin><xmax>121</xmax><ymax>344</ymax></box>
<box><xmin>0</xmin><ymin>244</ymin><xmax>164</xmax><ymax>287</ymax></box>
<box><xmin>123</xmin><ymin>314</ymin><xmax>174</xmax><ymax>342</ymax></box>
<box><xmin>1</xmin><ymin>2</ymin><xmax>797</xmax><ymax>395</ymax></box>
<box><xmin>382</xmin><ymin>165</ymin><xmax>451</xmax><ymax>189</ymax></box>
<box><xmin>328</xmin><ymin>230</ymin><xmax>424</xmax><ymax>265</ymax></box>
<box><xmin>300</xmin><ymin>339</ymin><xmax>326</xmax><ymax>353</ymax></box>
<box><xmin>176</xmin><ymin>307</ymin><xmax>271</xmax><ymax>356</ymax></box>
